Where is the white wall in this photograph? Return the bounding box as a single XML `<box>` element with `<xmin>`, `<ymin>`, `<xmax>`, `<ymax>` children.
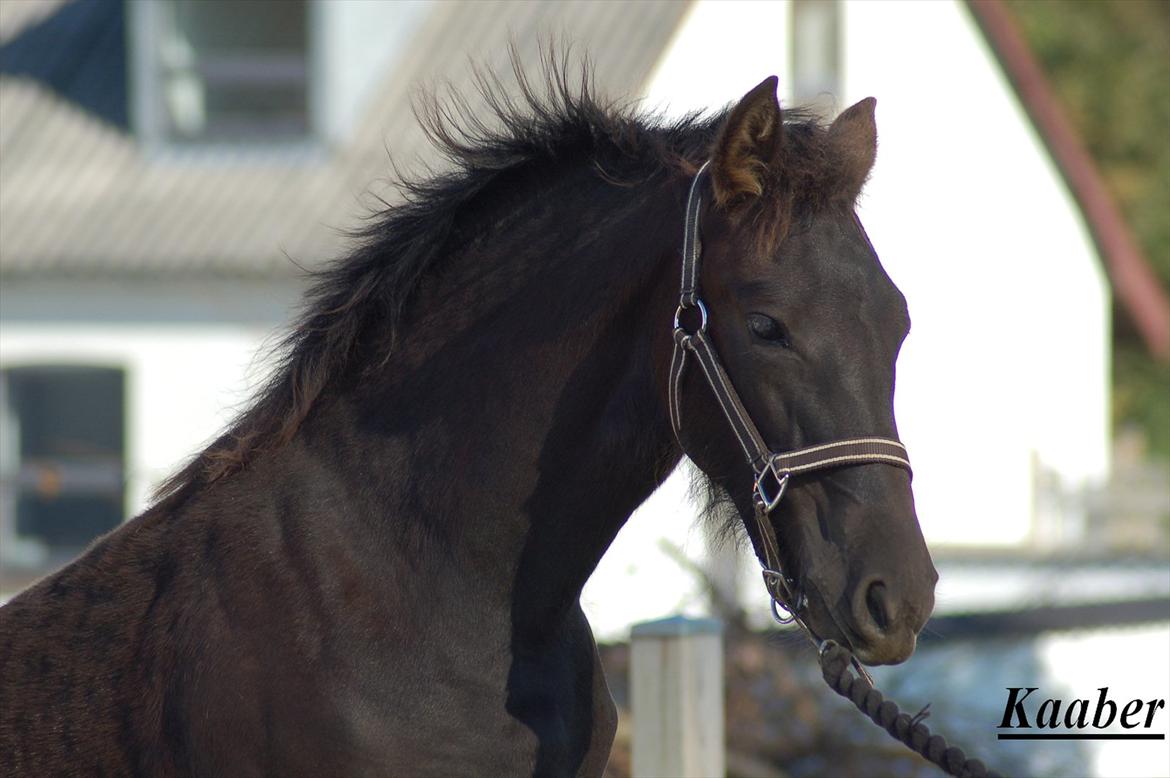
<box><xmin>312</xmin><ymin>0</ymin><xmax>430</xmax><ymax>144</ymax></box>
<box><xmin>840</xmin><ymin>0</ymin><xmax>1109</xmax><ymax>545</ymax></box>
<box><xmin>583</xmin><ymin>0</ymin><xmax>1110</xmax><ymax>639</ymax></box>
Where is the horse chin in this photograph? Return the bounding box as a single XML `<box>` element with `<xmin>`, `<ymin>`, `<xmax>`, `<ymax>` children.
<box><xmin>852</xmin><ymin>633</ymin><xmax>918</xmax><ymax>666</ymax></box>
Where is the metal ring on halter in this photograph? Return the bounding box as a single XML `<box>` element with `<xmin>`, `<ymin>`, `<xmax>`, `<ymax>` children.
<box><xmin>673</xmin><ymin>299</ymin><xmax>708</xmax><ymax>336</ymax></box>
<box><xmin>762</xmin><ymin>568</ymin><xmax>803</xmax><ymax>625</ymax></box>
<box><xmin>769</xmin><ymin>589</ymin><xmax>808</xmax><ymax>626</ymax></box>
<box><xmin>770</xmin><ymin>597</ymin><xmax>797</xmax><ymax>625</ymax></box>
<box><xmin>776</xmin><ymin>590</ymin><xmax>809</xmax><ymax>626</ymax></box>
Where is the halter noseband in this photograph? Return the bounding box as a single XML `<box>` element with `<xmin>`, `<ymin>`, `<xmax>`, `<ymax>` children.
<box><xmin>667</xmin><ymin>161</ymin><xmax>912</xmax><ymax>624</ymax></box>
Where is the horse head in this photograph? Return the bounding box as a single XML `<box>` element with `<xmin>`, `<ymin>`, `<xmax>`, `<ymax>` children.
<box><xmin>673</xmin><ymin>77</ymin><xmax>937</xmax><ymax>665</ymax></box>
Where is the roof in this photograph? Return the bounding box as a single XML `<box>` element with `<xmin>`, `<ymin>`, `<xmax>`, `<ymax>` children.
<box><xmin>0</xmin><ymin>0</ymin><xmax>691</xmax><ymax>279</ymax></box>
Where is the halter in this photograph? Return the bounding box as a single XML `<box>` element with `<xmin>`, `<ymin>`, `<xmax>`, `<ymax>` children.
<box><xmin>667</xmin><ymin>161</ymin><xmax>912</xmax><ymax>625</ymax></box>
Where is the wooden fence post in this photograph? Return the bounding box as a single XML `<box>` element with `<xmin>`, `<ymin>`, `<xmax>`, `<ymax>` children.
<box><xmin>630</xmin><ymin>615</ymin><xmax>724</xmax><ymax>778</ymax></box>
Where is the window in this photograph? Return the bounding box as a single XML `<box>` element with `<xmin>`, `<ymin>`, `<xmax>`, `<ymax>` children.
<box><xmin>0</xmin><ymin>367</ymin><xmax>125</xmax><ymax>567</ymax></box>
<box><xmin>791</xmin><ymin>0</ymin><xmax>841</xmax><ymax>117</ymax></box>
<box><xmin>138</xmin><ymin>0</ymin><xmax>310</xmax><ymax>144</ymax></box>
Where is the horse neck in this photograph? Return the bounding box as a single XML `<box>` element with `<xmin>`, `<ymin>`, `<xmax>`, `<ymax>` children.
<box><xmin>300</xmin><ymin>166</ymin><xmax>688</xmax><ymax>638</ymax></box>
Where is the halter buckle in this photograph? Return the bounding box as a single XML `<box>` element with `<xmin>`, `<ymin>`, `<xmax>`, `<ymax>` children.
<box><xmin>753</xmin><ymin>460</ymin><xmax>789</xmax><ymax>513</ymax></box>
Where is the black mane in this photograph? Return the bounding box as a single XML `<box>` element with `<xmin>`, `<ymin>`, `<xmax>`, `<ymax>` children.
<box><xmin>155</xmin><ymin>59</ymin><xmax>836</xmax><ymax>504</ymax></box>
<box><xmin>155</xmin><ymin>61</ymin><xmax>716</xmax><ymax>502</ymax></box>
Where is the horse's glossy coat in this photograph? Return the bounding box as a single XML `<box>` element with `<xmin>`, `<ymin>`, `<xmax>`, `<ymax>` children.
<box><xmin>0</xmin><ymin>70</ymin><xmax>935</xmax><ymax>776</ymax></box>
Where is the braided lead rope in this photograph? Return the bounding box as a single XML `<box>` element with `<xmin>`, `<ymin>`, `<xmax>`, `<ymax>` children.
<box><xmin>818</xmin><ymin>641</ymin><xmax>1004</xmax><ymax>778</ymax></box>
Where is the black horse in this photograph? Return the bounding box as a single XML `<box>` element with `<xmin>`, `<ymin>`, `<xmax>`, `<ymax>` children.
<box><xmin>0</xmin><ymin>68</ymin><xmax>936</xmax><ymax>777</ymax></box>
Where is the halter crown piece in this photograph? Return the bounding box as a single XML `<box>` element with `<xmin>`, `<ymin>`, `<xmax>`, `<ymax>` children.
<box><xmin>667</xmin><ymin>161</ymin><xmax>913</xmax><ymax>624</ymax></box>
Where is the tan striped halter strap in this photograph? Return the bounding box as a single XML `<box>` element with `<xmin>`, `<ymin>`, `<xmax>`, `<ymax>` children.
<box><xmin>667</xmin><ymin>161</ymin><xmax>912</xmax><ymax>621</ymax></box>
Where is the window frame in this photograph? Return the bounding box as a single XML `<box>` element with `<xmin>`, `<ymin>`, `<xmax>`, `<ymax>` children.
<box><xmin>129</xmin><ymin>0</ymin><xmax>323</xmax><ymax>155</ymax></box>
<box><xmin>0</xmin><ymin>364</ymin><xmax>128</xmax><ymax>567</ymax></box>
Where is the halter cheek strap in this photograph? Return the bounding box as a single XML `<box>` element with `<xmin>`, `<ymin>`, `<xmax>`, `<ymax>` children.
<box><xmin>667</xmin><ymin>161</ymin><xmax>912</xmax><ymax>622</ymax></box>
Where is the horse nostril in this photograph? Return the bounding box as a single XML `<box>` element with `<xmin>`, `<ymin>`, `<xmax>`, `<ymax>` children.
<box><xmin>850</xmin><ymin>576</ymin><xmax>926</xmax><ymax>665</ymax></box>
<box><xmin>865</xmin><ymin>580</ymin><xmax>891</xmax><ymax>633</ymax></box>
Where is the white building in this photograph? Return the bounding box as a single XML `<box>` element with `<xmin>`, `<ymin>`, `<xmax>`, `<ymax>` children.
<box><xmin>0</xmin><ymin>1</ymin><xmax>1124</xmax><ymax>629</ymax></box>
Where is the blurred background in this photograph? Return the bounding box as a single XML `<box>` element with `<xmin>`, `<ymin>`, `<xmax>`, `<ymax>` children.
<box><xmin>0</xmin><ymin>1</ymin><xmax>1166</xmax><ymax>776</ymax></box>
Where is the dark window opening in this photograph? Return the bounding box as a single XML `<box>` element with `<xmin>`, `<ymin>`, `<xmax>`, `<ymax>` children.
<box><xmin>1</xmin><ymin>366</ymin><xmax>125</xmax><ymax>559</ymax></box>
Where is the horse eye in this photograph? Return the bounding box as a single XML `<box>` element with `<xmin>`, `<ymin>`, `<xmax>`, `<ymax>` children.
<box><xmin>747</xmin><ymin>313</ymin><xmax>791</xmax><ymax>347</ymax></box>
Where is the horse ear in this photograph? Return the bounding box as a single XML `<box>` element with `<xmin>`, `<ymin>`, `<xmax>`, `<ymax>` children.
<box><xmin>710</xmin><ymin>76</ymin><xmax>783</xmax><ymax>207</ymax></box>
<box><xmin>829</xmin><ymin>97</ymin><xmax>878</xmax><ymax>196</ymax></box>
